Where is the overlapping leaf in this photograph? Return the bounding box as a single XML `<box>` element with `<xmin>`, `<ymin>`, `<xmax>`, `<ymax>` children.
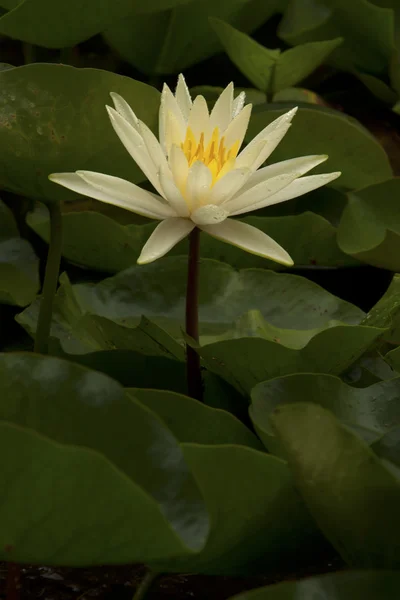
<box><xmin>278</xmin><ymin>0</ymin><xmax>395</xmax><ymax>75</ymax></box>
<box><xmin>211</xmin><ymin>18</ymin><xmax>341</xmax><ymax>94</ymax></box>
<box><xmin>0</xmin><ymin>64</ymin><xmax>159</xmax><ymax>201</ymax></box>
<box><xmin>337</xmin><ymin>178</ymin><xmax>400</xmax><ymax>270</ymax></box>
<box><xmin>229</xmin><ymin>571</ymin><xmax>400</xmax><ymax>600</ymax></box>
<box><xmin>248</xmin><ymin>104</ymin><xmax>392</xmax><ymax>190</ymax></box>
<box><xmin>0</xmin><ymin>352</ymin><xmax>209</xmax><ymax>564</ymax></box>
<box><xmin>0</xmin><ymin>199</ymin><xmax>39</xmax><ymax>306</ymax></box>
<box><xmin>104</xmin><ymin>0</ymin><xmax>286</xmax><ymax>74</ymax></box>
<box><xmin>0</xmin><ymin>0</ymin><xmax>196</xmax><ymax>47</ymax></box>
<box><xmin>271</xmin><ymin>402</ymin><xmax>400</xmax><ymax>568</ymax></box>
<box><xmin>250</xmin><ymin>373</ymin><xmax>400</xmax><ymax>456</ymax></box>
<box><xmin>27</xmin><ymin>206</ymin><xmax>357</xmax><ymax>273</ymax></box>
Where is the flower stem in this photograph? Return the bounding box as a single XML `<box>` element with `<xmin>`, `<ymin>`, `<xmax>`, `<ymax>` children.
<box><xmin>185</xmin><ymin>227</ymin><xmax>203</xmax><ymax>401</ymax></box>
<box><xmin>6</xmin><ymin>562</ymin><xmax>21</xmax><ymax>600</ymax></box>
<box><xmin>132</xmin><ymin>570</ymin><xmax>159</xmax><ymax>600</ymax></box>
<box><xmin>34</xmin><ymin>201</ymin><xmax>63</xmax><ymax>355</ymax></box>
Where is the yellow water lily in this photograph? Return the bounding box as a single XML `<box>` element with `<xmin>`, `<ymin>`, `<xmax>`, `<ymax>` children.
<box><xmin>49</xmin><ymin>75</ymin><xmax>340</xmax><ymax>265</ymax></box>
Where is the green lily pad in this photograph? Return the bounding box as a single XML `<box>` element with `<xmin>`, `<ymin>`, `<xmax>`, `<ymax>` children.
<box><xmin>132</xmin><ymin>389</ymin><xmax>263</xmax><ymax>450</ymax></box>
<box><xmin>250</xmin><ymin>373</ymin><xmax>400</xmax><ymax>455</ymax></box>
<box><xmin>0</xmin><ymin>64</ymin><xmax>159</xmax><ymax>201</ymax></box>
<box><xmin>27</xmin><ymin>206</ymin><xmax>358</xmax><ymax>273</ymax></box>
<box><xmin>16</xmin><ymin>272</ymin><xmax>184</xmax><ymax>359</ymax></box>
<box><xmin>0</xmin><ymin>199</ymin><xmax>39</xmax><ymax>306</ymax></box>
<box><xmin>194</xmin><ymin>325</ymin><xmax>384</xmax><ymax>394</ymax></box>
<box><xmin>248</xmin><ymin>104</ymin><xmax>392</xmax><ymax>190</ymax></box>
<box><xmin>278</xmin><ymin>0</ymin><xmax>394</xmax><ymax>75</ymax></box>
<box><xmin>152</xmin><ymin>443</ymin><xmax>324</xmax><ymax>575</ymax></box>
<box><xmin>0</xmin><ymin>352</ymin><xmax>209</xmax><ymax>564</ymax></box>
<box><xmin>228</xmin><ymin>571</ymin><xmax>400</xmax><ymax>600</ymax></box>
<box><xmin>271</xmin><ymin>402</ymin><xmax>400</xmax><ymax>568</ymax></box>
<box><xmin>103</xmin><ymin>0</ymin><xmax>285</xmax><ymax>75</ymax></box>
<box><xmin>210</xmin><ymin>17</ymin><xmax>341</xmax><ymax>94</ymax></box>
<box><xmin>337</xmin><ymin>178</ymin><xmax>400</xmax><ymax>270</ymax></box>
<box><xmin>0</xmin><ymin>0</ymin><xmax>194</xmax><ymax>47</ymax></box>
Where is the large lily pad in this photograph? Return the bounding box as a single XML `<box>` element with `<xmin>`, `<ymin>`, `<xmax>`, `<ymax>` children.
<box><xmin>27</xmin><ymin>206</ymin><xmax>357</xmax><ymax>273</ymax></box>
<box><xmin>0</xmin><ymin>0</ymin><xmax>194</xmax><ymax>47</ymax></box>
<box><xmin>104</xmin><ymin>0</ymin><xmax>286</xmax><ymax>75</ymax></box>
<box><xmin>250</xmin><ymin>373</ymin><xmax>400</xmax><ymax>455</ymax></box>
<box><xmin>132</xmin><ymin>389</ymin><xmax>263</xmax><ymax>450</ymax></box>
<box><xmin>337</xmin><ymin>178</ymin><xmax>400</xmax><ymax>270</ymax></box>
<box><xmin>0</xmin><ymin>352</ymin><xmax>209</xmax><ymax>564</ymax></box>
<box><xmin>151</xmin><ymin>443</ymin><xmax>324</xmax><ymax>575</ymax></box>
<box><xmin>0</xmin><ymin>199</ymin><xmax>39</xmax><ymax>306</ymax></box>
<box><xmin>0</xmin><ymin>64</ymin><xmax>159</xmax><ymax>201</ymax></box>
<box><xmin>248</xmin><ymin>104</ymin><xmax>392</xmax><ymax>190</ymax></box>
<box><xmin>16</xmin><ymin>272</ymin><xmax>184</xmax><ymax>358</ymax></box>
<box><xmin>229</xmin><ymin>571</ymin><xmax>400</xmax><ymax>600</ymax></box>
<box><xmin>194</xmin><ymin>325</ymin><xmax>383</xmax><ymax>394</ymax></box>
<box><xmin>271</xmin><ymin>402</ymin><xmax>400</xmax><ymax>568</ymax></box>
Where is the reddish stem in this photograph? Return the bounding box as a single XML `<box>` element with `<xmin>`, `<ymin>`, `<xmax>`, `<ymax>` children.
<box><xmin>5</xmin><ymin>563</ymin><xmax>21</xmax><ymax>600</ymax></box>
<box><xmin>185</xmin><ymin>228</ymin><xmax>203</xmax><ymax>401</ymax></box>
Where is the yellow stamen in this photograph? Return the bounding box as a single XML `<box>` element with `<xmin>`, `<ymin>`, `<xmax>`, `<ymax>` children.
<box><xmin>180</xmin><ymin>125</ymin><xmax>240</xmax><ymax>186</ymax></box>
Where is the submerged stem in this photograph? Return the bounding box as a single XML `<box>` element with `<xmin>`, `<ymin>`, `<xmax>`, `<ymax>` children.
<box><xmin>34</xmin><ymin>201</ymin><xmax>63</xmax><ymax>355</ymax></box>
<box><xmin>132</xmin><ymin>570</ymin><xmax>159</xmax><ymax>600</ymax></box>
<box><xmin>185</xmin><ymin>227</ymin><xmax>203</xmax><ymax>401</ymax></box>
<box><xmin>6</xmin><ymin>562</ymin><xmax>21</xmax><ymax>600</ymax></box>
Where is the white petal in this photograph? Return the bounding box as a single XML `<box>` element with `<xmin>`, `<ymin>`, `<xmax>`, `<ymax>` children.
<box><xmin>186</xmin><ymin>160</ymin><xmax>213</xmax><ymax>211</ymax></box>
<box><xmin>49</xmin><ymin>172</ymin><xmax>175</xmax><ymax>220</ymax></box>
<box><xmin>200</xmin><ymin>219</ymin><xmax>293</xmax><ymax>265</ymax></box>
<box><xmin>169</xmin><ymin>144</ymin><xmax>189</xmax><ymax>192</ymax></box>
<box><xmin>235</xmin><ymin>154</ymin><xmax>328</xmax><ymax>197</ymax></box>
<box><xmin>207</xmin><ymin>168</ymin><xmax>251</xmax><ymax>205</ymax></box>
<box><xmin>109</xmin><ymin>92</ymin><xmax>140</xmax><ymax>131</ymax></box>
<box><xmin>232</xmin><ymin>91</ymin><xmax>246</xmax><ymax>118</ymax></box>
<box><xmin>159</xmin><ymin>84</ymin><xmax>187</xmax><ymax>154</ymax></box>
<box><xmin>191</xmin><ymin>204</ymin><xmax>229</xmax><ymax>226</ymax></box>
<box><xmin>233</xmin><ymin>171</ymin><xmax>342</xmax><ymax>214</ymax></box>
<box><xmin>137</xmin><ymin>218</ymin><xmax>195</xmax><ymax>264</ymax></box>
<box><xmin>175</xmin><ymin>74</ymin><xmax>192</xmax><ymax>120</ymax></box>
<box><xmin>106</xmin><ymin>105</ymin><xmax>164</xmax><ymax>196</ymax></box>
<box><xmin>236</xmin><ymin>107</ymin><xmax>298</xmax><ymax>170</ymax></box>
<box><xmin>223</xmin><ymin>172</ymin><xmax>298</xmax><ymax>215</ymax></box>
<box><xmin>209</xmin><ymin>82</ymin><xmax>234</xmax><ymax>134</ymax></box>
<box><xmin>223</xmin><ymin>103</ymin><xmax>252</xmax><ymax>152</ymax></box>
<box><xmin>159</xmin><ymin>166</ymin><xmax>190</xmax><ymax>217</ymax></box>
<box><xmin>138</xmin><ymin>119</ymin><xmax>169</xmax><ymax>172</ymax></box>
<box><xmin>187</xmin><ymin>95</ymin><xmax>209</xmax><ymax>141</ymax></box>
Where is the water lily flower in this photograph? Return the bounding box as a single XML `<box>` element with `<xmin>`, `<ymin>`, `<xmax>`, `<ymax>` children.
<box><xmin>49</xmin><ymin>75</ymin><xmax>340</xmax><ymax>265</ymax></box>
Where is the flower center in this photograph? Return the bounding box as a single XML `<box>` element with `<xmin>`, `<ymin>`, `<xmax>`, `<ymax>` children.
<box><xmin>181</xmin><ymin>126</ymin><xmax>240</xmax><ymax>185</ymax></box>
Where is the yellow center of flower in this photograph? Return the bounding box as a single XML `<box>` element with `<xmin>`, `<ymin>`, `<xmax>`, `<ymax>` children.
<box><xmin>181</xmin><ymin>126</ymin><xmax>240</xmax><ymax>185</ymax></box>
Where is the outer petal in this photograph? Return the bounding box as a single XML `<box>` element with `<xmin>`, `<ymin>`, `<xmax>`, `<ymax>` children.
<box><xmin>159</xmin><ymin>84</ymin><xmax>187</xmax><ymax>154</ymax></box>
<box><xmin>109</xmin><ymin>92</ymin><xmax>140</xmax><ymax>131</ymax></box>
<box><xmin>138</xmin><ymin>119</ymin><xmax>169</xmax><ymax>173</ymax></box>
<box><xmin>200</xmin><ymin>219</ymin><xmax>293</xmax><ymax>265</ymax></box>
<box><xmin>207</xmin><ymin>167</ymin><xmax>251</xmax><ymax>205</ymax></box>
<box><xmin>232</xmin><ymin>91</ymin><xmax>246</xmax><ymax>118</ymax></box>
<box><xmin>234</xmin><ymin>154</ymin><xmax>328</xmax><ymax>197</ymax></box>
<box><xmin>175</xmin><ymin>74</ymin><xmax>192</xmax><ymax>120</ymax></box>
<box><xmin>106</xmin><ymin>105</ymin><xmax>165</xmax><ymax>197</ymax></box>
<box><xmin>232</xmin><ymin>171</ymin><xmax>342</xmax><ymax>215</ymax></box>
<box><xmin>191</xmin><ymin>204</ymin><xmax>229</xmax><ymax>226</ymax></box>
<box><xmin>223</xmin><ymin>172</ymin><xmax>299</xmax><ymax>215</ymax></box>
<box><xmin>137</xmin><ymin>218</ymin><xmax>195</xmax><ymax>264</ymax></box>
<box><xmin>49</xmin><ymin>172</ymin><xmax>175</xmax><ymax>220</ymax></box>
<box><xmin>236</xmin><ymin>107</ymin><xmax>298</xmax><ymax>171</ymax></box>
<box><xmin>159</xmin><ymin>166</ymin><xmax>190</xmax><ymax>217</ymax></box>
<box><xmin>186</xmin><ymin>160</ymin><xmax>213</xmax><ymax>211</ymax></box>
<box><xmin>223</xmin><ymin>103</ymin><xmax>252</xmax><ymax>154</ymax></box>
<box><xmin>209</xmin><ymin>82</ymin><xmax>234</xmax><ymax>135</ymax></box>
